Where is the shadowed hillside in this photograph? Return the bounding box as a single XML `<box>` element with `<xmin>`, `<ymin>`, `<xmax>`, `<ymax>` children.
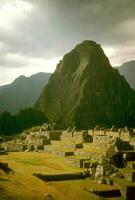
<box><xmin>0</xmin><ymin>72</ymin><xmax>51</xmax><ymax>114</ymax></box>
<box><xmin>116</xmin><ymin>61</ymin><xmax>135</xmax><ymax>90</ymax></box>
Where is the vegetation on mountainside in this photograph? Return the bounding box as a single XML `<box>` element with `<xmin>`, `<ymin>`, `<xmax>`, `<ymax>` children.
<box><xmin>0</xmin><ymin>72</ymin><xmax>51</xmax><ymax>114</ymax></box>
<box><xmin>0</xmin><ymin>108</ymin><xmax>48</xmax><ymax>137</ymax></box>
<box><xmin>35</xmin><ymin>41</ymin><xmax>135</xmax><ymax>129</ymax></box>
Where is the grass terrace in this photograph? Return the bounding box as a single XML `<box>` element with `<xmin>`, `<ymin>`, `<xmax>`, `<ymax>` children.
<box><xmin>0</xmin><ymin>152</ymin><xmax>124</xmax><ymax>200</ymax></box>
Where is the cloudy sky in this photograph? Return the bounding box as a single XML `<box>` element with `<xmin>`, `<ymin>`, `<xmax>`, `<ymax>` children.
<box><xmin>0</xmin><ymin>0</ymin><xmax>135</xmax><ymax>85</ymax></box>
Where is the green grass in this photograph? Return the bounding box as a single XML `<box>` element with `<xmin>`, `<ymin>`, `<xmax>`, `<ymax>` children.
<box><xmin>0</xmin><ymin>152</ymin><xmax>124</xmax><ymax>200</ymax></box>
<box><xmin>0</xmin><ymin>152</ymin><xmax>97</xmax><ymax>200</ymax></box>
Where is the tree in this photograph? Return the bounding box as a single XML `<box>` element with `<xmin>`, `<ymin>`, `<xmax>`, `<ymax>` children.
<box><xmin>0</xmin><ymin>108</ymin><xmax>48</xmax><ymax>136</ymax></box>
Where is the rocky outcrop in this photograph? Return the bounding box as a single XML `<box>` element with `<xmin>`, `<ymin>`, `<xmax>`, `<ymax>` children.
<box><xmin>35</xmin><ymin>40</ymin><xmax>135</xmax><ymax>129</ymax></box>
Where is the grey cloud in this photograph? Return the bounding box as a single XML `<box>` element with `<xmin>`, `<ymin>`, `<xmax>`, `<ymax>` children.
<box><xmin>0</xmin><ymin>0</ymin><xmax>135</xmax><ymax>69</ymax></box>
<box><xmin>18</xmin><ymin>0</ymin><xmax>135</xmax><ymax>47</ymax></box>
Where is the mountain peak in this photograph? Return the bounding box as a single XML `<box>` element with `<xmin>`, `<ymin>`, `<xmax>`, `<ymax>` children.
<box><xmin>35</xmin><ymin>41</ymin><xmax>135</xmax><ymax>129</ymax></box>
<box><xmin>74</xmin><ymin>40</ymin><xmax>100</xmax><ymax>52</ymax></box>
<box><xmin>76</xmin><ymin>40</ymin><xmax>98</xmax><ymax>47</ymax></box>
<box><xmin>56</xmin><ymin>40</ymin><xmax>110</xmax><ymax>76</ymax></box>
<box><xmin>15</xmin><ymin>75</ymin><xmax>26</xmax><ymax>81</ymax></box>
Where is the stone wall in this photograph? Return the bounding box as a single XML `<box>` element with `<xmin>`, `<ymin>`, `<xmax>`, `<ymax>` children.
<box><xmin>3</xmin><ymin>143</ymin><xmax>27</xmax><ymax>152</ymax></box>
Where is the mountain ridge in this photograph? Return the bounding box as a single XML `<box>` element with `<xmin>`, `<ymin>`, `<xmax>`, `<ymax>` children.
<box><xmin>0</xmin><ymin>72</ymin><xmax>51</xmax><ymax>114</ymax></box>
<box><xmin>116</xmin><ymin>60</ymin><xmax>135</xmax><ymax>90</ymax></box>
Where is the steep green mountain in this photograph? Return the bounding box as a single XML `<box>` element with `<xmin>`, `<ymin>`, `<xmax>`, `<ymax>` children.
<box><xmin>0</xmin><ymin>72</ymin><xmax>51</xmax><ymax>114</ymax></box>
<box><xmin>35</xmin><ymin>41</ymin><xmax>135</xmax><ymax>129</ymax></box>
<box><xmin>116</xmin><ymin>61</ymin><xmax>135</xmax><ymax>90</ymax></box>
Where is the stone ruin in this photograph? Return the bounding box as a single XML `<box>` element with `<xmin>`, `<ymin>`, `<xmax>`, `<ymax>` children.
<box><xmin>2</xmin><ymin>123</ymin><xmax>62</xmax><ymax>152</ymax></box>
<box><xmin>94</xmin><ymin>137</ymin><xmax>123</xmax><ymax>184</ymax></box>
<box><xmin>2</xmin><ymin>124</ymin><xmax>135</xmax><ymax>156</ymax></box>
<box><xmin>0</xmin><ymin>137</ymin><xmax>7</xmax><ymax>155</ymax></box>
<box><xmin>42</xmin><ymin>125</ymin><xmax>135</xmax><ymax>199</ymax></box>
<box><xmin>32</xmin><ymin>124</ymin><xmax>135</xmax><ymax>199</ymax></box>
<box><xmin>25</xmin><ymin>132</ymin><xmax>50</xmax><ymax>152</ymax></box>
<box><xmin>1</xmin><ymin>124</ymin><xmax>135</xmax><ymax>199</ymax></box>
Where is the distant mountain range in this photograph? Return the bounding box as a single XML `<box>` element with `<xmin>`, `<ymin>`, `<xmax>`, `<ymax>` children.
<box><xmin>35</xmin><ymin>40</ymin><xmax>135</xmax><ymax>129</ymax></box>
<box><xmin>0</xmin><ymin>72</ymin><xmax>51</xmax><ymax>114</ymax></box>
<box><xmin>116</xmin><ymin>61</ymin><xmax>135</xmax><ymax>90</ymax></box>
